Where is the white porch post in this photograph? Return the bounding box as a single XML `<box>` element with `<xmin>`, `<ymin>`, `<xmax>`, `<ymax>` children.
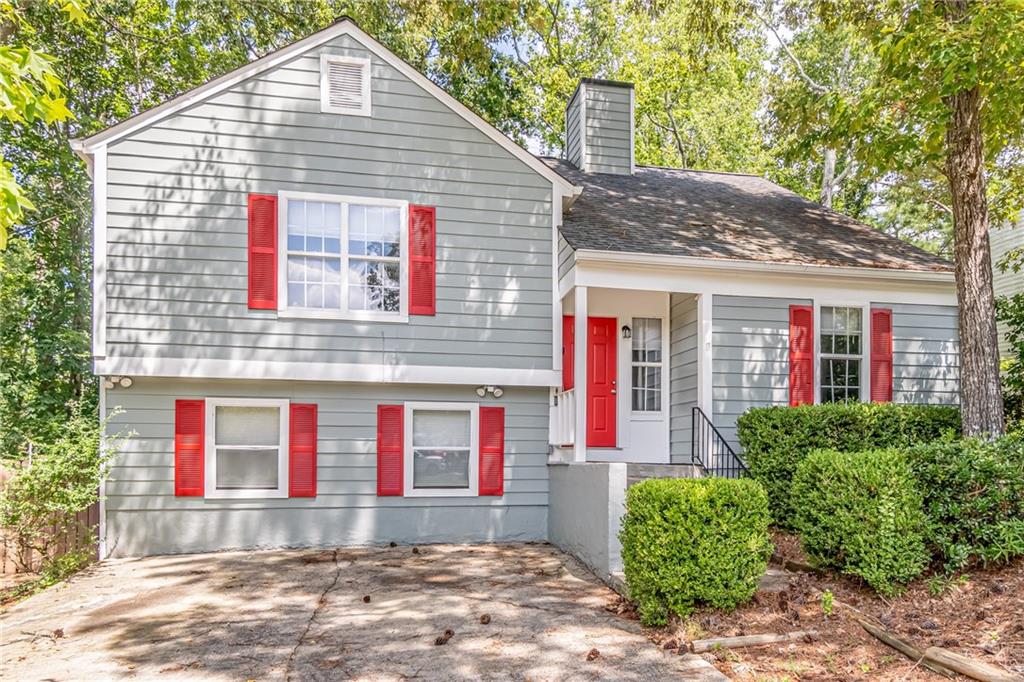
<box><xmin>697</xmin><ymin>292</ymin><xmax>713</xmax><ymax>417</ymax></box>
<box><xmin>574</xmin><ymin>286</ymin><xmax>588</xmax><ymax>463</ymax></box>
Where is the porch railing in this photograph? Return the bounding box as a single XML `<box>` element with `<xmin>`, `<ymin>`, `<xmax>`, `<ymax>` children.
<box><xmin>691</xmin><ymin>406</ymin><xmax>748</xmax><ymax>479</ymax></box>
<box><xmin>549</xmin><ymin>389</ymin><xmax>576</xmax><ymax>447</ymax></box>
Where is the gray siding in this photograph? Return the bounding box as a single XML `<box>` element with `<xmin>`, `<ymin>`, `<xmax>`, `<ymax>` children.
<box><xmin>584</xmin><ymin>84</ymin><xmax>631</xmax><ymax>175</ymax></box>
<box><xmin>104</xmin><ymin>32</ymin><xmax>554</xmax><ymax>371</ymax></box>
<box><xmin>104</xmin><ymin>378</ymin><xmax>549</xmax><ymax>556</ymax></box>
<box><xmin>991</xmin><ymin>219</ymin><xmax>1023</xmax><ymax>357</ymax></box>
<box><xmin>879</xmin><ymin>302</ymin><xmax>960</xmax><ymax>404</ymax></box>
<box><xmin>557</xmin><ymin>233</ymin><xmax>575</xmax><ymax>282</ymax></box>
<box><xmin>669</xmin><ymin>294</ymin><xmax>698</xmax><ymax>463</ymax></box>
<box><xmin>711</xmin><ymin>295</ymin><xmax>807</xmax><ymax>450</ymax></box>
<box><xmin>565</xmin><ymin>88</ymin><xmax>584</xmax><ymax>170</ymax></box>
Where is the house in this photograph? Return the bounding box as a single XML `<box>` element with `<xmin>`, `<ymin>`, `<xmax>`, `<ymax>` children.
<box><xmin>71</xmin><ymin>19</ymin><xmax>959</xmax><ymax>566</ymax></box>
<box><xmin>991</xmin><ymin>218</ymin><xmax>1023</xmax><ymax>358</ymax></box>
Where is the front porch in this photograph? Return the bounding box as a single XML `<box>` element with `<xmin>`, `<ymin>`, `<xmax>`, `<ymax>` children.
<box><xmin>547</xmin><ymin>285</ymin><xmax>745</xmax><ymax>478</ymax></box>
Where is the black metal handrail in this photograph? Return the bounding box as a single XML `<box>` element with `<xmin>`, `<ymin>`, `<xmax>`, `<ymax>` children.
<box><xmin>691</xmin><ymin>407</ymin><xmax>748</xmax><ymax>479</ymax></box>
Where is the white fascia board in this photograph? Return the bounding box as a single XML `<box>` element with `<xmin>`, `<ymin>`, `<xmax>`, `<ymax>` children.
<box><xmin>572</xmin><ymin>251</ymin><xmax>957</xmax><ymax>307</ymax></box>
<box><xmin>92</xmin><ymin>146</ymin><xmax>107</xmax><ymax>359</ymax></box>
<box><xmin>69</xmin><ymin>21</ymin><xmax>579</xmax><ymax>197</ymax></box>
<box><xmin>574</xmin><ymin>249</ymin><xmax>956</xmax><ymax>285</ymax></box>
<box><xmin>94</xmin><ymin>356</ymin><xmax>561</xmax><ymax>388</ymax></box>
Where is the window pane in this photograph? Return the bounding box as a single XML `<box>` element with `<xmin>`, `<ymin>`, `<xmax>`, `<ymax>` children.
<box><xmin>349</xmin><ymin>260</ymin><xmax>400</xmax><ymax>312</ymax></box>
<box><xmin>647</xmin><ymin>388</ymin><xmax>661</xmax><ymax>411</ymax></box>
<box><xmin>632</xmin><ymin>318</ymin><xmax>662</xmax><ymax>363</ymax></box>
<box><xmin>821</xmin><ymin>334</ymin><xmax>834</xmax><ymax>354</ymax></box>
<box><xmin>413</xmin><ymin>410</ymin><xmax>470</xmax><ymax>448</ymax></box>
<box><xmin>288</xmin><ymin>255</ymin><xmax>341</xmax><ymax>310</ymax></box>
<box><xmin>215</xmin><ymin>406</ymin><xmax>280</xmax><ymax>446</ymax></box>
<box><xmin>413</xmin><ymin>448</ymin><xmax>470</xmax><ymax>489</ymax></box>
<box><xmin>216</xmin><ymin>448</ymin><xmax>278</xmax><ymax>490</ymax></box>
<box><xmin>821</xmin><ymin>307</ymin><xmax>834</xmax><ymax>331</ymax></box>
<box><xmin>287</xmin><ymin>200</ymin><xmax>341</xmax><ymax>254</ymax></box>
<box><xmin>349</xmin><ymin>204</ymin><xmax>400</xmax><ymax>258</ymax></box>
<box><xmin>849</xmin><ymin>308</ymin><xmax>862</xmax><ymax>331</ymax></box>
<box><xmin>849</xmin><ymin>334</ymin><xmax>861</xmax><ymax>355</ymax></box>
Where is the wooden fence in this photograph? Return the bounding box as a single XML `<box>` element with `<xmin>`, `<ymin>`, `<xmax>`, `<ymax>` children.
<box><xmin>0</xmin><ymin>467</ymin><xmax>101</xmax><ymax>576</ymax></box>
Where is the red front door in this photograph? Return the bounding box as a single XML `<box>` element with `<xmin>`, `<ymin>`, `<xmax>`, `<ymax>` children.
<box><xmin>587</xmin><ymin>317</ymin><xmax>617</xmax><ymax>447</ymax></box>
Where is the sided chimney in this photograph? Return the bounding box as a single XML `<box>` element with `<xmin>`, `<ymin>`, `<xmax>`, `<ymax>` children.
<box><xmin>564</xmin><ymin>78</ymin><xmax>635</xmax><ymax>175</ymax></box>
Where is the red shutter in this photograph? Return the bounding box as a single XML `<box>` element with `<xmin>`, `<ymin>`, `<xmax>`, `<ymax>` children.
<box><xmin>174</xmin><ymin>399</ymin><xmax>205</xmax><ymax>496</ymax></box>
<box><xmin>870</xmin><ymin>308</ymin><xmax>894</xmax><ymax>403</ymax></box>
<box><xmin>479</xmin><ymin>406</ymin><xmax>505</xmax><ymax>496</ymax></box>
<box><xmin>377</xmin><ymin>405</ymin><xmax>404</xmax><ymax>496</ymax></box>
<box><xmin>248</xmin><ymin>193</ymin><xmax>277</xmax><ymax>309</ymax></box>
<box><xmin>562</xmin><ymin>315</ymin><xmax>575</xmax><ymax>391</ymax></box>
<box><xmin>789</xmin><ymin>305</ymin><xmax>814</xmax><ymax>406</ymax></box>
<box><xmin>409</xmin><ymin>205</ymin><xmax>436</xmax><ymax>315</ymax></box>
<box><xmin>289</xmin><ymin>403</ymin><xmax>318</xmax><ymax>497</ymax></box>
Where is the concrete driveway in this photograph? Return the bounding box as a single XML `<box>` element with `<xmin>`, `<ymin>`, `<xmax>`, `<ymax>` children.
<box><xmin>0</xmin><ymin>543</ymin><xmax>723</xmax><ymax>681</ymax></box>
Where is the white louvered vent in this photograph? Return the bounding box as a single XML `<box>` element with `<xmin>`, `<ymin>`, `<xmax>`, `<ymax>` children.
<box><xmin>320</xmin><ymin>55</ymin><xmax>371</xmax><ymax>116</ymax></box>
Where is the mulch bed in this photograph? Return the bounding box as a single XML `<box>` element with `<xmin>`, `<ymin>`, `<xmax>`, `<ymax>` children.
<box><xmin>611</xmin><ymin>531</ymin><xmax>1024</xmax><ymax>680</ymax></box>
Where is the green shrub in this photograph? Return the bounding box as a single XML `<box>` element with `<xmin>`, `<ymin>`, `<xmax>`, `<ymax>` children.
<box><xmin>905</xmin><ymin>435</ymin><xmax>1024</xmax><ymax>572</ymax></box>
<box><xmin>619</xmin><ymin>477</ymin><xmax>772</xmax><ymax>626</ymax></box>
<box><xmin>792</xmin><ymin>449</ymin><xmax>929</xmax><ymax>595</ymax></box>
<box><xmin>737</xmin><ymin>402</ymin><xmax>959</xmax><ymax>526</ymax></box>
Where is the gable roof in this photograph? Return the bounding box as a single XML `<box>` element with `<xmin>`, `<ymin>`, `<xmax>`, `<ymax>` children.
<box><xmin>543</xmin><ymin>158</ymin><xmax>953</xmax><ymax>274</ymax></box>
<box><xmin>70</xmin><ymin>18</ymin><xmax>578</xmax><ymax>195</ymax></box>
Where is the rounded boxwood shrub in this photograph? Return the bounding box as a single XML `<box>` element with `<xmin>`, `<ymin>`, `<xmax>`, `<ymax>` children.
<box><xmin>905</xmin><ymin>434</ymin><xmax>1024</xmax><ymax>571</ymax></box>
<box><xmin>619</xmin><ymin>477</ymin><xmax>772</xmax><ymax>626</ymax></box>
<box><xmin>792</xmin><ymin>449</ymin><xmax>929</xmax><ymax>595</ymax></box>
<box><xmin>737</xmin><ymin>402</ymin><xmax>959</xmax><ymax>527</ymax></box>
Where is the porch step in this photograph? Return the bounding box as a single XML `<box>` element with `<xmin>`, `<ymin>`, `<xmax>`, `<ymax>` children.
<box><xmin>626</xmin><ymin>463</ymin><xmax>702</xmax><ymax>487</ymax></box>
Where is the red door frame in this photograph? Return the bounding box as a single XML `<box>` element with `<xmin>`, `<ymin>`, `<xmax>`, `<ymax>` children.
<box><xmin>586</xmin><ymin>317</ymin><xmax>617</xmax><ymax>447</ymax></box>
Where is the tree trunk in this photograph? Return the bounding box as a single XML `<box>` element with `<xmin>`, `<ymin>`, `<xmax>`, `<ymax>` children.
<box><xmin>820</xmin><ymin>148</ymin><xmax>836</xmax><ymax>208</ymax></box>
<box><xmin>945</xmin><ymin>82</ymin><xmax>1005</xmax><ymax>437</ymax></box>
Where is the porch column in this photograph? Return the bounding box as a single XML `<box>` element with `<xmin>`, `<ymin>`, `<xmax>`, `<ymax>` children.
<box><xmin>574</xmin><ymin>286</ymin><xmax>588</xmax><ymax>463</ymax></box>
<box><xmin>697</xmin><ymin>292</ymin><xmax>713</xmax><ymax>417</ymax></box>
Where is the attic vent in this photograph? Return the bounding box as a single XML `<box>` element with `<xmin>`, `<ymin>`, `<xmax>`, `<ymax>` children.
<box><xmin>320</xmin><ymin>55</ymin><xmax>371</xmax><ymax>116</ymax></box>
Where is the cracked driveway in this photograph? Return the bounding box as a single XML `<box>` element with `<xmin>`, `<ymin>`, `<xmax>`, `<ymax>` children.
<box><xmin>0</xmin><ymin>543</ymin><xmax>723</xmax><ymax>681</ymax></box>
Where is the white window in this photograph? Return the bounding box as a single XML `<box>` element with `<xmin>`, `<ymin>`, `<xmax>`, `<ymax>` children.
<box><xmin>631</xmin><ymin>317</ymin><xmax>663</xmax><ymax>412</ymax></box>
<box><xmin>819</xmin><ymin>306</ymin><xmax>864</xmax><ymax>403</ymax></box>
<box><xmin>320</xmin><ymin>55</ymin><xmax>371</xmax><ymax>116</ymax></box>
<box><xmin>205</xmin><ymin>398</ymin><xmax>289</xmax><ymax>499</ymax></box>
<box><xmin>279</xmin><ymin>192</ymin><xmax>408</xmax><ymax>321</ymax></box>
<box><xmin>403</xmin><ymin>402</ymin><xmax>479</xmax><ymax>497</ymax></box>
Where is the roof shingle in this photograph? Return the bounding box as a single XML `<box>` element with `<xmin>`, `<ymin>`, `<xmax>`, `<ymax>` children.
<box><xmin>544</xmin><ymin>158</ymin><xmax>952</xmax><ymax>273</ymax></box>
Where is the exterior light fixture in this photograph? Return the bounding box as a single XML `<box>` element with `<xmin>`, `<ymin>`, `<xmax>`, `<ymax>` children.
<box><xmin>476</xmin><ymin>385</ymin><xmax>504</xmax><ymax>399</ymax></box>
<box><xmin>621</xmin><ymin>325</ymin><xmax>632</xmax><ymax>339</ymax></box>
<box><xmin>492</xmin><ymin>387</ymin><xmax>504</xmax><ymax>398</ymax></box>
<box><xmin>476</xmin><ymin>386</ymin><xmax>487</xmax><ymax>397</ymax></box>
<box><xmin>119</xmin><ymin>376</ymin><xmax>133</xmax><ymax>388</ymax></box>
<box><xmin>103</xmin><ymin>378</ymin><xmax>116</xmax><ymax>389</ymax></box>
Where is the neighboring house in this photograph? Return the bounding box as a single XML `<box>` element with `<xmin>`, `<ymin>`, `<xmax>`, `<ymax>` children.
<box><xmin>72</xmin><ymin>19</ymin><xmax>959</xmax><ymax>560</ymax></box>
<box><xmin>991</xmin><ymin>218</ymin><xmax>1024</xmax><ymax>358</ymax></box>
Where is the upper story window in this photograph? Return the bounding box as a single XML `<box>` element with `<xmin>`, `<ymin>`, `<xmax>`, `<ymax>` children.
<box><xmin>279</xmin><ymin>192</ymin><xmax>408</xmax><ymax>321</ymax></box>
<box><xmin>631</xmin><ymin>317</ymin><xmax>663</xmax><ymax>412</ymax></box>
<box><xmin>320</xmin><ymin>55</ymin><xmax>371</xmax><ymax>116</ymax></box>
<box><xmin>820</xmin><ymin>306</ymin><xmax>863</xmax><ymax>403</ymax></box>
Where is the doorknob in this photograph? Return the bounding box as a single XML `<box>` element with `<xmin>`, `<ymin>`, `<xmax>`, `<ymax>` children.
<box><xmin>611</xmin><ymin>389</ymin><xmax>617</xmax><ymax>394</ymax></box>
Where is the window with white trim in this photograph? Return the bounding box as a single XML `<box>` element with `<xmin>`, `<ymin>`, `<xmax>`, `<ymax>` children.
<box><xmin>631</xmin><ymin>317</ymin><xmax>663</xmax><ymax>412</ymax></box>
<box><xmin>320</xmin><ymin>55</ymin><xmax>371</xmax><ymax>116</ymax></box>
<box><xmin>280</xmin><ymin>192</ymin><xmax>407</xmax><ymax>320</ymax></box>
<box><xmin>205</xmin><ymin>398</ymin><xmax>289</xmax><ymax>498</ymax></box>
<box><xmin>819</xmin><ymin>306</ymin><xmax>863</xmax><ymax>403</ymax></box>
<box><xmin>404</xmin><ymin>402</ymin><xmax>479</xmax><ymax>497</ymax></box>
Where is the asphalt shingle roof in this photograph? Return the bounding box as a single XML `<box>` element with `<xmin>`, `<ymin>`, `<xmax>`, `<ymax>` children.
<box><xmin>543</xmin><ymin>158</ymin><xmax>953</xmax><ymax>272</ymax></box>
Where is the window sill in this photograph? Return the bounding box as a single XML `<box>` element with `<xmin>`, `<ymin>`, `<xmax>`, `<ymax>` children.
<box><xmin>277</xmin><ymin>308</ymin><xmax>409</xmax><ymax>324</ymax></box>
<box><xmin>630</xmin><ymin>411</ymin><xmax>665</xmax><ymax>421</ymax></box>
<box><xmin>403</xmin><ymin>488</ymin><xmax>479</xmax><ymax>498</ymax></box>
<box><xmin>203</xmin><ymin>489</ymin><xmax>289</xmax><ymax>500</ymax></box>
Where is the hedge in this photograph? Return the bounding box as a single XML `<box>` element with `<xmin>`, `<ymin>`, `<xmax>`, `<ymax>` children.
<box><xmin>905</xmin><ymin>435</ymin><xmax>1024</xmax><ymax>572</ymax></box>
<box><xmin>619</xmin><ymin>477</ymin><xmax>772</xmax><ymax>626</ymax></box>
<box><xmin>792</xmin><ymin>449</ymin><xmax>930</xmax><ymax>595</ymax></box>
<box><xmin>736</xmin><ymin>402</ymin><xmax>960</xmax><ymax>526</ymax></box>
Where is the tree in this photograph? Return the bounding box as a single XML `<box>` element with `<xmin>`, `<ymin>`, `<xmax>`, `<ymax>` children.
<box><xmin>809</xmin><ymin>0</ymin><xmax>1024</xmax><ymax>437</ymax></box>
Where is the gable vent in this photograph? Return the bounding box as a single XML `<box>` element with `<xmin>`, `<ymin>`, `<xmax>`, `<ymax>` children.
<box><xmin>320</xmin><ymin>55</ymin><xmax>371</xmax><ymax>116</ymax></box>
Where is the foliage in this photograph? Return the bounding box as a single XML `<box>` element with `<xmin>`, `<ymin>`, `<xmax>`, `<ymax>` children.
<box><xmin>619</xmin><ymin>477</ymin><xmax>772</xmax><ymax>626</ymax></box>
<box><xmin>736</xmin><ymin>402</ymin><xmax>960</xmax><ymax>526</ymax></box>
<box><xmin>905</xmin><ymin>435</ymin><xmax>1024</xmax><ymax>572</ymax></box>
<box><xmin>997</xmin><ymin>292</ymin><xmax>1024</xmax><ymax>430</ymax></box>
<box><xmin>0</xmin><ymin>404</ymin><xmax>126</xmax><ymax>573</ymax></box>
<box><xmin>792</xmin><ymin>448</ymin><xmax>930</xmax><ymax>595</ymax></box>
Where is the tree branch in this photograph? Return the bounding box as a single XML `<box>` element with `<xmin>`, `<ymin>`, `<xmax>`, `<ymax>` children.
<box><xmin>754</xmin><ymin>11</ymin><xmax>829</xmax><ymax>96</ymax></box>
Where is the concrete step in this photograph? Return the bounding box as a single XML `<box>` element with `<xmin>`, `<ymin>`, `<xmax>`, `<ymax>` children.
<box><xmin>626</xmin><ymin>463</ymin><xmax>702</xmax><ymax>487</ymax></box>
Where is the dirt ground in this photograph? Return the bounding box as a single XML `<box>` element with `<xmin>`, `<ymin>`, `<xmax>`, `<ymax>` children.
<box><xmin>637</xmin><ymin>532</ymin><xmax>1024</xmax><ymax>681</ymax></box>
<box><xmin>0</xmin><ymin>543</ymin><xmax>724</xmax><ymax>681</ymax></box>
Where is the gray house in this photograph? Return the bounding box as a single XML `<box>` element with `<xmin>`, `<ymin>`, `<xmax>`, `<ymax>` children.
<box><xmin>991</xmin><ymin>218</ymin><xmax>1023</xmax><ymax>358</ymax></box>
<box><xmin>72</xmin><ymin>20</ymin><xmax>959</xmax><ymax>570</ymax></box>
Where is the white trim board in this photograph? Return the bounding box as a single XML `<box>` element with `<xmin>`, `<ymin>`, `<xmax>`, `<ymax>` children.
<box><xmin>204</xmin><ymin>397</ymin><xmax>291</xmax><ymax>499</ymax></box>
<box><xmin>94</xmin><ymin>356</ymin><xmax>561</xmax><ymax>387</ymax></box>
<box><xmin>92</xmin><ymin>146</ymin><xmax>107</xmax><ymax>358</ymax></box>
<box><xmin>69</xmin><ymin>20</ymin><xmax>578</xmax><ymax>197</ymax></box>
<box><xmin>402</xmin><ymin>401</ymin><xmax>480</xmax><ymax>498</ymax></box>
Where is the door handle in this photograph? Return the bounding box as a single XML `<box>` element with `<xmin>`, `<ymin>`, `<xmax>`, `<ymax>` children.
<box><xmin>611</xmin><ymin>389</ymin><xmax>617</xmax><ymax>395</ymax></box>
